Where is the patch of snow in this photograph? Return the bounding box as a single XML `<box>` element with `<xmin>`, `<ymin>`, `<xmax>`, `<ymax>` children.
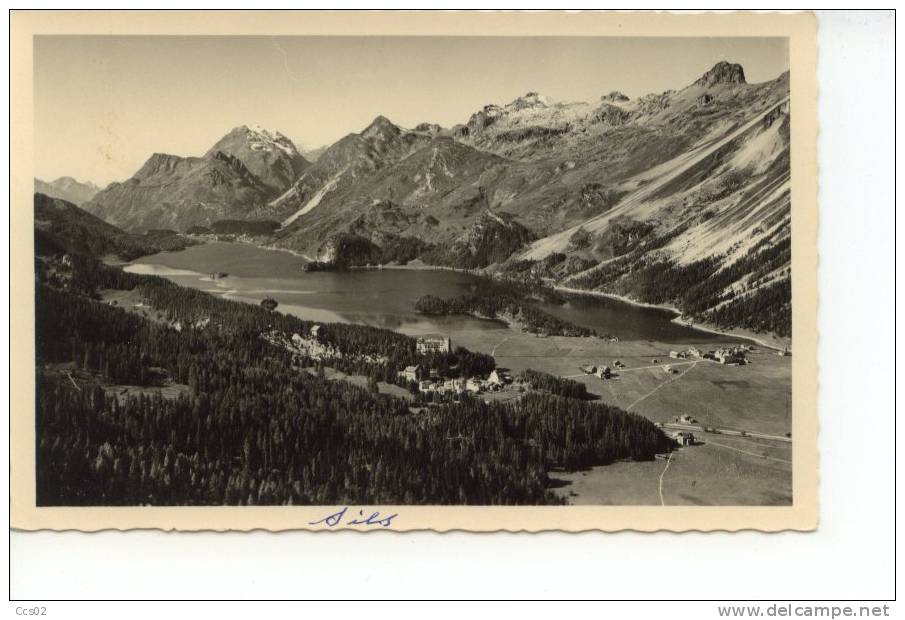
<box><xmin>668</xmin><ymin>177</ymin><xmax>790</xmax><ymax>265</ymax></box>
<box><xmin>245</xmin><ymin>124</ymin><xmax>298</xmax><ymax>157</ymax></box>
<box><xmin>269</xmin><ymin>185</ymin><xmax>297</xmax><ymax>209</ymax></box>
<box><xmin>727</xmin><ymin>118</ymin><xmax>785</xmax><ymax>174</ymax></box>
<box><xmin>281</xmin><ymin>169</ymin><xmax>346</xmax><ymax>226</ymax></box>
<box><xmin>522</xmin><ymin>97</ymin><xmax>790</xmax><ymax>262</ymax></box>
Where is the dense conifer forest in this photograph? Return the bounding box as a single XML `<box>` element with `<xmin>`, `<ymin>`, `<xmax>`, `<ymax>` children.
<box><xmin>568</xmin><ymin>236</ymin><xmax>792</xmax><ymax>337</ymax></box>
<box><xmin>35</xmin><ymin>252</ymin><xmax>672</xmax><ymax>506</ymax></box>
<box><xmin>518</xmin><ymin>369</ymin><xmax>591</xmax><ymax>401</ymax></box>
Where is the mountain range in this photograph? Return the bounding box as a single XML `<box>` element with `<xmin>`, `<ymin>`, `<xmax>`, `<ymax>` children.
<box><xmin>34</xmin><ymin>177</ymin><xmax>100</xmax><ymax>206</ymax></box>
<box><xmin>83</xmin><ymin>125</ymin><xmax>309</xmax><ymax>232</ymax></box>
<box><xmin>73</xmin><ymin>61</ymin><xmax>792</xmax><ymax>337</ymax></box>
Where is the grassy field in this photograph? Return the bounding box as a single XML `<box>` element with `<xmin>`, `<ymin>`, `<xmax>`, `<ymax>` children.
<box><xmin>42</xmin><ymin>362</ymin><xmax>193</xmax><ymax>405</ymax></box>
<box><xmin>450</xmin><ymin>327</ymin><xmax>792</xmax><ymax>505</ymax></box>
<box><xmin>103</xmin><ymin>381</ymin><xmax>192</xmax><ymax>404</ymax></box>
<box><xmin>453</xmin><ymin>330</ymin><xmax>791</xmax><ymax>437</ymax></box>
<box><xmin>100</xmin><ymin>288</ymin><xmax>172</xmax><ymax>326</ymax></box>
<box><xmin>98</xmin><ymin>287</ymin><xmax>792</xmax><ymax>506</ymax></box>
<box><xmin>310</xmin><ymin>367</ymin><xmax>416</xmax><ymax>402</ymax></box>
<box><xmin>551</xmin><ymin>434</ymin><xmax>792</xmax><ymax>506</ymax></box>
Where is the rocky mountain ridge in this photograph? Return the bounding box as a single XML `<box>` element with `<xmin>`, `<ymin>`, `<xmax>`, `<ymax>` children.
<box><xmin>34</xmin><ymin>176</ymin><xmax>100</xmax><ymax>206</ymax></box>
<box><xmin>73</xmin><ymin>61</ymin><xmax>793</xmax><ymax>336</ymax></box>
<box><xmin>82</xmin><ymin>125</ymin><xmax>305</xmax><ymax>232</ymax></box>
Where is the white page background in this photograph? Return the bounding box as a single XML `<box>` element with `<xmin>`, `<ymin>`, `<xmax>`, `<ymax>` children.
<box><xmin>6</xmin><ymin>8</ymin><xmax>897</xmax><ymax>608</ymax></box>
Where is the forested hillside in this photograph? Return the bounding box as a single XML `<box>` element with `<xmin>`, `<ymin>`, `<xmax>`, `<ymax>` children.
<box><xmin>34</xmin><ymin>193</ymin><xmax>196</xmax><ymax>261</ymax></box>
<box><xmin>35</xmin><ymin>253</ymin><xmax>672</xmax><ymax>505</ymax></box>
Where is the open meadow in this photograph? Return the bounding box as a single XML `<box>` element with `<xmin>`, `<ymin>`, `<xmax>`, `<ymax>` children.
<box><xmin>451</xmin><ymin>327</ymin><xmax>793</xmax><ymax>505</ymax></box>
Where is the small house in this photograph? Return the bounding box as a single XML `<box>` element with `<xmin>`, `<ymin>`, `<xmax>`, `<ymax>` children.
<box><xmin>669</xmin><ymin>350</ymin><xmax>680</xmax><ymax>359</ymax></box>
<box><xmin>678</xmin><ymin>414</ymin><xmax>697</xmax><ymax>424</ymax></box>
<box><xmin>399</xmin><ymin>365</ymin><xmax>422</xmax><ymax>382</ymax></box>
<box><xmin>310</xmin><ymin>324</ymin><xmax>323</xmax><ymax>340</ymax></box>
<box><xmin>488</xmin><ymin>370</ymin><xmax>503</xmax><ymax>385</ymax></box>
<box><xmin>673</xmin><ymin>431</ymin><xmax>695</xmax><ymax>446</ymax></box>
<box><xmin>596</xmin><ymin>365</ymin><xmax>611</xmax><ymax>379</ymax></box>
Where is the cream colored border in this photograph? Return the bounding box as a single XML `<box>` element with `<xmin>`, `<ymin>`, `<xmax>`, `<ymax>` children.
<box><xmin>10</xmin><ymin>10</ymin><xmax>818</xmax><ymax>532</ymax></box>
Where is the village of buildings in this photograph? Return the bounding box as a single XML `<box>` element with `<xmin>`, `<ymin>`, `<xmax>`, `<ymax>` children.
<box><xmin>398</xmin><ymin>363</ymin><xmax>515</xmax><ymax>398</ymax></box>
<box><xmin>577</xmin><ymin>344</ymin><xmax>770</xmax><ymax>381</ymax></box>
<box><xmin>261</xmin><ymin>323</ymin><xmax>791</xmax><ymax>452</ymax></box>
<box><xmin>400</xmin><ymin>335</ymin><xmax>518</xmax><ymax>398</ymax></box>
<box><xmin>265</xmin><ymin>328</ymin><xmax>520</xmax><ymax>399</ymax></box>
<box><xmin>574</xmin><ymin>342</ymin><xmax>792</xmax><ymax>450</ymax></box>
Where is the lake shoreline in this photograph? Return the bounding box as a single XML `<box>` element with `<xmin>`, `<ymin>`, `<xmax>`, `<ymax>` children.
<box><xmin>553</xmin><ymin>285</ymin><xmax>677</xmax><ymax>313</ymax></box>
<box><xmin>126</xmin><ymin>240</ymin><xmax>771</xmax><ymax>346</ymax></box>
<box><xmin>552</xmin><ymin>284</ymin><xmax>787</xmax><ymax>351</ymax></box>
<box><xmin>365</xmin><ymin>263</ymin><xmax>785</xmax><ymax>350</ymax></box>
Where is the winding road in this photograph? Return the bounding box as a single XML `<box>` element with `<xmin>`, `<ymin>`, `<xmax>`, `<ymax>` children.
<box><xmin>626</xmin><ymin>361</ymin><xmax>698</xmax><ymax>412</ymax></box>
<box><xmin>658</xmin><ymin>454</ymin><xmax>673</xmax><ymax>506</ymax></box>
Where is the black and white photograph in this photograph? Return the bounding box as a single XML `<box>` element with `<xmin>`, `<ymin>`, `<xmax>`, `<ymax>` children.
<box><xmin>8</xmin><ymin>9</ymin><xmax>824</xmax><ymax>538</ymax></box>
<box><xmin>10</xmin><ymin>7</ymin><xmax>900</xmax><ymax>609</ymax></box>
<box><xmin>29</xmin><ymin>32</ymin><xmax>798</xmax><ymax>510</ymax></box>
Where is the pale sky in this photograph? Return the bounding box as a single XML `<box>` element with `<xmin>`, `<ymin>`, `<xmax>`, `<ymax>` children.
<box><xmin>34</xmin><ymin>36</ymin><xmax>788</xmax><ymax>186</ymax></box>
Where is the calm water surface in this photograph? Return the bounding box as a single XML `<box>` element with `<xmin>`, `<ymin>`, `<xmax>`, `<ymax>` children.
<box><xmin>126</xmin><ymin>242</ymin><xmax>735</xmax><ymax>344</ymax></box>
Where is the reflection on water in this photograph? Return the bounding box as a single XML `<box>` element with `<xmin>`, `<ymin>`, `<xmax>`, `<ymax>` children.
<box><xmin>127</xmin><ymin>242</ymin><xmax>735</xmax><ymax>344</ymax></box>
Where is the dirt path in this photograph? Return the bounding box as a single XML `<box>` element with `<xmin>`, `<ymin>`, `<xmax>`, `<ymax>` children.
<box><xmin>562</xmin><ymin>359</ymin><xmax>706</xmax><ymax>380</ymax></box>
<box><xmin>705</xmin><ymin>440</ymin><xmax>792</xmax><ymax>465</ymax></box>
<box><xmin>491</xmin><ymin>335</ymin><xmax>512</xmax><ymax>357</ymax></box>
<box><xmin>661</xmin><ymin>422</ymin><xmax>792</xmax><ymax>444</ymax></box>
<box><xmin>626</xmin><ymin>361</ymin><xmax>698</xmax><ymax>412</ymax></box>
<box><xmin>658</xmin><ymin>454</ymin><xmax>673</xmax><ymax>506</ymax></box>
<box><xmin>65</xmin><ymin>371</ymin><xmax>81</xmax><ymax>391</ymax></box>
<box><xmin>618</xmin><ymin>359</ymin><xmax>708</xmax><ymax>373</ymax></box>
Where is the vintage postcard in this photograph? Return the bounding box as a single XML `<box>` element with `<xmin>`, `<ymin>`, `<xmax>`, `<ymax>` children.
<box><xmin>10</xmin><ymin>10</ymin><xmax>818</xmax><ymax>532</ymax></box>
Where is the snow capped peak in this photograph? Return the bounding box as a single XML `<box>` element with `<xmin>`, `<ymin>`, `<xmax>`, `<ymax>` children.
<box><xmin>238</xmin><ymin>124</ymin><xmax>298</xmax><ymax>157</ymax></box>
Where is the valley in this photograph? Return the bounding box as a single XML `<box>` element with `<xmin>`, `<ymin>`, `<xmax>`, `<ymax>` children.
<box><xmin>31</xmin><ymin>57</ymin><xmax>794</xmax><ymax>507</ymax></box>
<box><xmin>122</xmin><ymin>240</ymin><xmax>791</xmax><ymax>505</ymax></box>
<box><xmin>67</xmin><ymin>60</ymin><xmax>792</xmax><ymax>342</ymax></box>
<box><xmin>420</xmin><ymin>314</ymin><xmax>791</xmax><ymax>505</ymax></box>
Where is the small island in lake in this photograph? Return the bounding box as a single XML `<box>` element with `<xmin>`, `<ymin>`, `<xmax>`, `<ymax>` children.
<box><xmin>415</xmin><ymin>292</ymin><xmax>601</xmax><ymax>338</ymax></box>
